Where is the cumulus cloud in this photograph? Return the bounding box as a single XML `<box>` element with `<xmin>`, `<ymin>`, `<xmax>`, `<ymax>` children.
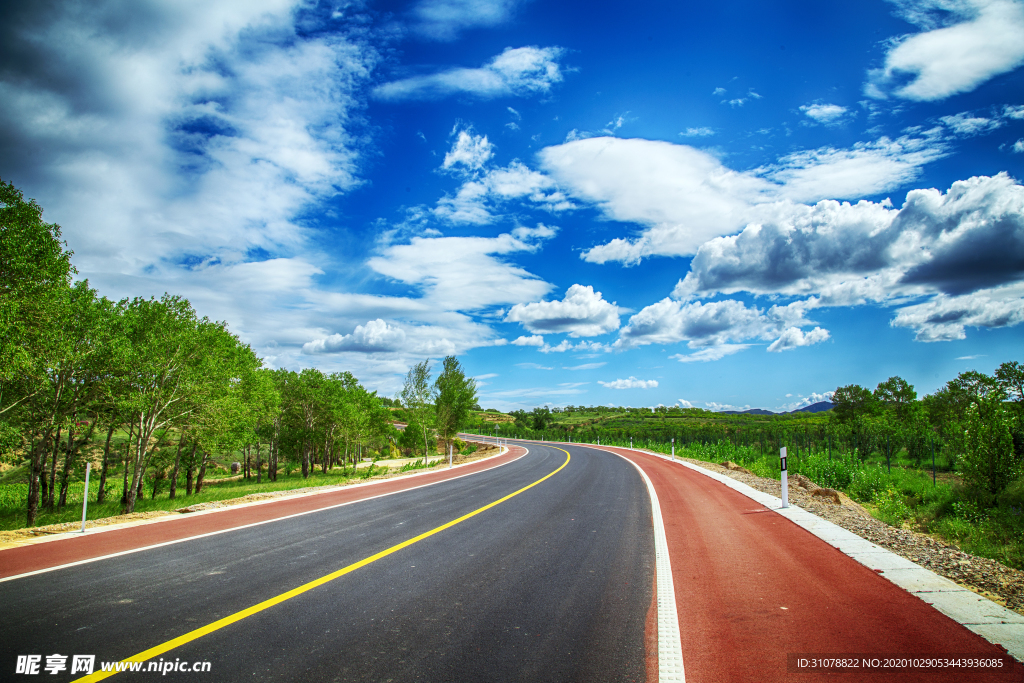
<box><xmin>766</xmin><ymin>326</ymin><xmax>831</xmax><ymax>352</ymax></box>
<box><xmin>800</xmin><ymin>103</ymin><xmax>850</xmax><ymax>125</ymax></box>
<box><xmin>373</xmin><ymin>46</ymin><xmax>566</xmax><ymax>101</ymax></box>
<box><xmin>598</xmin><ymin>377</ymin><xmax>659</xmax><ymax>389</ymax></box>
<box><xmin>512</xmin><ymin>334</ymin><xmax>545</xmax><ymax>346</ymax></box>
<box><xmin>676</xmin><ymin>173</ymin><xmax>1024</xmax><ymax>301</ymax></box>
<box><xmin>538</xmin><ymin>134</ymin><xmax>944</xmax><ymax>265</ymax></box>
<box><xmin>669</xmin><ymin>172</ymin><xmax>1024</xmax><ymax>343</ymax></box>
<box><xmin>303</xmin><ymin>319</ymin><xmax>407</xmax><ymax>354</ymax></box>
<box><xmin>866</xmin><ymin>0</ymin><xmax>1024</xmax><ymax>101</ymax></box>
<box><xmin>434</xmin><ymin>161</ymin><xmax>574</xmax><ymax>224</ymax></box>
<box><xmin>1015</xmin><ymin>139</ymin><xmax>1024</xmax><ymax>153</ymax></box>
<box><xmin>539</xmin><ymin>137</ymin><xmax>776</xmax><ymax>262</ymax></box>
<box><xmin>505</xmin><ymin>284</ymin><xmax>621</xmax><ymax>336</ymax></box>
<box><xmin>409</xmin><ymin>0</ymin><xmax>524</xmax><ymax>41</ymax></box>
<box><xmin>890</xmin><ymin>284</ymin><xmax>1024</xmax><ymax>340</ymax></box>
<box><xmin>443</xmin><ymin>130</ymin><xmax>494</xmax><ymax>171</ymax></box>
<box><xmin>368</xmin><ymin>224</ymin><xmax>556</xmax><ymax>311</ymax></box>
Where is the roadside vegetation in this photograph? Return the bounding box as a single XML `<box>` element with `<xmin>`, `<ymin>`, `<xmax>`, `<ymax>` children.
<box><xmin>0</xmin><ymin>178</ymin><xmax>479</xmax><ymax>531</ymax></box>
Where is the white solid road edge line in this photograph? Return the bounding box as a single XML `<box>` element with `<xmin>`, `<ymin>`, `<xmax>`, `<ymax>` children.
<box><xmin>614</xmin><ymin>453</ymin><xmax>686</xmax><ymax>682</ymax></box>
<box><xmin>627</xmin><ymin>447</ymin><xmax>1024</xmax><ymax>663</ymax></box>
<box><xmin>0</xmin><ymin>447</ymin><xmax>529</xmax><ymax>584</ymax></box>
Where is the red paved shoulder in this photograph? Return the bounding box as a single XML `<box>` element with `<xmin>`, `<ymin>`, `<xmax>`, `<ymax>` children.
<box><xmin>0</xmin><ymin>447</ymin><xmax>526</xmax><ymax>580</ymax></box>
<box><xmin>607</xmin><ymin>447</ymin><xmax>1022</xmax><ymax>683</ymax></box>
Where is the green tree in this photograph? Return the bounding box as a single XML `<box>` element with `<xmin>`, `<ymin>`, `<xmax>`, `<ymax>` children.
<box><xmin>0</xmin><ymin>178</ymin><xmax>74</xmax><ymax>418</ymax></box>
<box><xmin>400</xmin><ymin>360</ymin><xmax>434</xmax><ymax>458</ymax></box>
<box><xmin>434</xmin><ymin>356</ymin><xmax>477</xmax><ymax>452</ymax></box>
<box><xmin>873</xmin><ymin>376</ymin><xmax>917</xmax><ymax>424</ymax></box>
<box><xmin>955</xmin><ymin>395</ymin><xmax>1022</xmax><ymax>497</ymax></box>
<box><xmin>831</xmin><ymin>384</ymin><xmax>877</xmax><ymax>424</ymax></box>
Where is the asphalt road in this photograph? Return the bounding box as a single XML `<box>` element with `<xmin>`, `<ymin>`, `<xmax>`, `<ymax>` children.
<box><xmin>2</xmin><ymin>444</ymin><xmax>654</xmax><ymax>683</ymax></box>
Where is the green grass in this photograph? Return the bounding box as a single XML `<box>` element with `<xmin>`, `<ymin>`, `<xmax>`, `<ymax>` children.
<box><xmin>0</xmin><ymin>465</ymin><xmax>380</xmax><ymax>531</ymax></box>
<box><xmin>611</xmin><ymin>435</ymin><xmax>1024</xmax><ymax>570</ymax></box>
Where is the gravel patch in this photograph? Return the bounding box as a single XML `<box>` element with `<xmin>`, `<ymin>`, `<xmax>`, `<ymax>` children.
<box><xmin>684</xmin><ymin>457</ymin><xmax>1024</xmax><ymax>617</ymax></box>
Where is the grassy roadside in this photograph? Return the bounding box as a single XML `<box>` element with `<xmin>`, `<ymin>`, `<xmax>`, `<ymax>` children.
<box><xmin>625</xmin><ymin>438</ymin><xmax>1024</xmax><ymax>570</ymax></box>
<box><xmin>0</xmin><ymin>447</ymin><xmax>497</xmax><ymax>533</ymax></box>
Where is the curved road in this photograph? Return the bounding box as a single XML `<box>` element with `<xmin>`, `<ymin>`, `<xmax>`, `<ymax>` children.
<box><xmin>2</xmin><ymin>444</ymin><xmax>654</xmax><ymax>682</ymax></box>
<box><xmin>2</xmin><ymin>441</ymin><xmax>1021</xmax><ymax>682</ymax></box>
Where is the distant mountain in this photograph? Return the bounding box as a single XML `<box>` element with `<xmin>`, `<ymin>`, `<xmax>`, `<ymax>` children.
<box><xmin>718</xmin><ymin>401</ymin><xmax>833</xmax><ymax>416</ymax></box>
<box><xmin>792</xmin><ymin>401</ymin><xmax>834</xmax><ymax>414</ymax></box>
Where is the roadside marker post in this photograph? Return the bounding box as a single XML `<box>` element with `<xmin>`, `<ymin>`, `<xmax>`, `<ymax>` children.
<box><xmin>448</xmin><ymin>444</ymin><xmax>452</xmax><ymax>469</ymax></box>
<box><xmin>780</xmin><ymin>447</ymin><xmax>789</xmax><ymax>508</ymax></box>
<box><xmin>80</xmin><ymin>463</ymin><xmax>91</xmax><ymax>533</ymax></box>
<box><xmin>671</xmin><ymin>437</ymin><xmax>675</xmax><ymax>460</ymax></box>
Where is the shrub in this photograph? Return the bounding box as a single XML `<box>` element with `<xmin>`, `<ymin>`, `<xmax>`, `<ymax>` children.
<box><xmin>849</xmin><ymin>466</ymin><xmax>888</xmax><ymax>503</ymax></box>
<box><xmin>876</xmin><ymin>487</ymin><xmax>912</xmax><ymax>526</ymax></box>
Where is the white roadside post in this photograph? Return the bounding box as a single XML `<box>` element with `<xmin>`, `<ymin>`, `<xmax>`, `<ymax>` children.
<box><xmin>80</xmin><ymin>462</ymin><xmax>92</xmax><ymax>533</ymax></box>
<box><xmin>780</xmin><ymin>446</ymin><xmax>789</xmax><ymax>509</ymax></box>
<box><xmin>671</xmin><ymin>438</ymin><xmax>675</xmax><ymax>461</ymax></box>
<box><xmin>448</xmin><ymin>443</ymin><xmax>453</xmax><ymax>469</ymax></box>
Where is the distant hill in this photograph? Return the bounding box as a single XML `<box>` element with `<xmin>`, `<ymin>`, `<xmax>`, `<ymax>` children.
<box><xmin>792</xmin><ymin>401</ymin><xmax>834</xmax><ymax>414</ymax></box>
<box><xmin>719</xmin><ymin>401</ymin><xmax>833</xmax><ymax>416</ymax></box>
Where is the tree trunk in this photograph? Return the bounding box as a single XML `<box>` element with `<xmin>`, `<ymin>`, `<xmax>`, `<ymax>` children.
<box><xmin>58</xmin><ymin>425</ymin><xmax>75</xmax><ymax>508</ymax></box>
<box><xmin>301</xmin><ymin>440</ymin><xmax>309</xmax><ymax>478</ymax></box>
<box><xmin>97</xmin><ymin>423</ymin><xmax>115</xmax><ymax>504</ymax></box>
<box><xmin>169</xmin><ymin>433</ymin><xmax>185</xmax><ymax>500</ymax></box>
<box><xmin>185</xmin><ymin>443</ymin><xmax>197</xmax><ymax>495</ymax></box>
<box><xmin>47</xmin><ymin>425</ymin><xmax>61</xmax><ymax>509</ymax></box>
<box><xmin>255</xmin><ymin>442</ymin><xmax>262</xmax><ymax>484</ymax></box>
<box><xmin>195</xmin><ymin>451</ymin><xmax>209</xmax><ymax>494</ymax></box>
<box><xmin>27</xmin><ymin>435</ymin><xmax>46</xmax><ymax>527</ymax></box>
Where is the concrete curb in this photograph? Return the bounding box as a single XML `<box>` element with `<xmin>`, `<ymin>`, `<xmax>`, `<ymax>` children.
<box><xmin>629</xmin><ymin>448</ymin><xmax>1024</xmax><ymax>662</ymax></box>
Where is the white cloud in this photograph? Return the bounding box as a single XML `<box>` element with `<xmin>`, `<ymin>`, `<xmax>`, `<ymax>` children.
<box><xmin>671</xmin><ymin>172</ymin><xmax>1024</xmax><ymax>342</ymax></box>
<box><xmin>680</xmin><ymin>127</ymin><xmax>715</xmax><ymax>137</ymax></box>
<box><xmin>368</xmin><ymin>224</ymin><xmax>556</xmax><ymax>311</ymax></box>
<box><xmin>538</xmin><ymin>134</ymin><xmax>944</xmax><ymax>265</ymax></box>
<box><xmin>410</xmin><ymin>0</ymin><xmax>523</xmax><ymax>41</ymax></box>
<box><xmin>434</xmin><ymin>162</ymin><xmax>574</xmax><ymax>224</ymax></box>
<box><xmin>671</xmin><ymin>344</ymin><xmax>751</xmax><ymax>363</ymax></box>
<box><xmin>890</xmin><ymin>284</ymin><xmax>1024</xmax><ymax>341</ymax></box>
<box><xmin>303</xmin><ymin>319</ymin><xmax>407</xmax><ymax>354</ymax></box>
<box><xmin>512</xmin><ymin>335</ymin><xmax>545</xmax><ymax>346</ymax></box>
<box><xmin>766</xmin><ymin>326</ymin><xmax>831</xmax><ymax>352</ymax></box>
<box><xmin>599</xmin><ymin>377</ymin><xmax>659</xmax><ymax>389</ymax></box>
<box><xmin>677</xmin><ymin>399</ymin><xmax>694</xmax><ymax>408</ymax></box>
<box><xmin>443</xmin><ymin>130</ymin><xmax>494</xmax><ymax>171</ymax></box>
<box><xmin>505</xmin><ymin>284</ymin><xmax>621</xmax><ymax>336</ymax></box>
<box><xmin>616</xmin><ymin>298</ymin><xmax>792</xmax><ymax>350</ymax></box>
<box><xmin>1005</xmin><ymin>105</ymin><xmax>1024</xmax><ymax>119</ymax></box>
<box><xmin>760</xmin><ymin>134</ymin><xmax>947</xmax><ymax>204</ymax></box>
<box><xmin>866</xmin><ymin>0</ymin><xmax>1024</xmax><ymax>101</ymax></box>
<box><xmin>373</xmin><ymin>46</ymin><xmax>566</xmax><ymax>101</ymax></box>
<box><xmin>540</xmin><ymin>137</ymin><xmax>776</xmax><ymax>263</ymax></box>
<box><xmin>940</xmin><ymin>112</ymin><xmax>1005</xmax><ymax>136</ymax></box>
<box><xmin>1013</xmin><ymin>139</ymin><xmax>1024</xmax><ymax>153</ymax></box>
<box><xmin>800</xmin><ymin>103</ymin><xmax>849</xmax><ymax>124</ymax></box>
<box><xmin>564</xmin><ymin>362</ymin><xmax>606</xmax><ymax>370</ymax></box>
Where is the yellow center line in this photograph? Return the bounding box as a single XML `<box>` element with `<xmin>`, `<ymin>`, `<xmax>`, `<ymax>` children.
<box><xmin>74</xmin><ymin>448</ymin><xmax>571</xmax><ymax>682</ymax></box>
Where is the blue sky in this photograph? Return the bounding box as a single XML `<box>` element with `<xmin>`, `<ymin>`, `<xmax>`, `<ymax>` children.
<box><xmin>2</xmin><ymin>0</ymin><xmax>1023</xmax><ymax>412</ymax></box>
